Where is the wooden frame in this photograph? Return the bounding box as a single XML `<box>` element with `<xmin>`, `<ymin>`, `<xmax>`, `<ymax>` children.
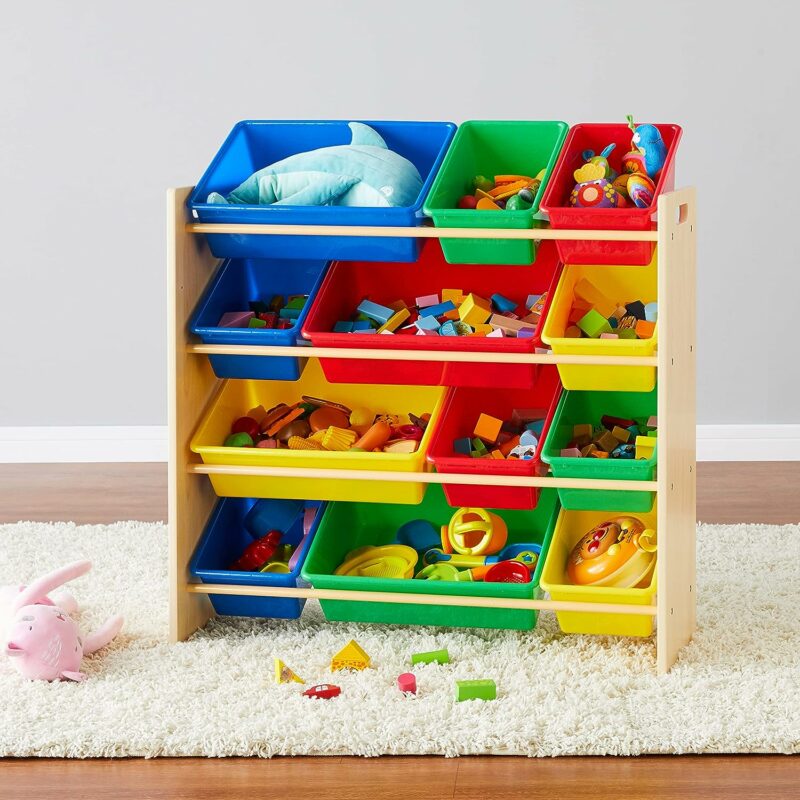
<box><xmin>169</xmin><ymin>187</ymin><xmax>697</xmax><ymax>673</ymax></box>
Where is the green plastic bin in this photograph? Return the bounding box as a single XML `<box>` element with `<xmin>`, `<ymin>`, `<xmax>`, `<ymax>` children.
<box><xmin>541</xmin><ymin>387</ymin><xmax>657</xmax><ymax>511</ymax></box>
<box><xmin>301</xmin><ymin>485</ymin><xmax>560</xmax><ymax>630</ymax></box>
<box><xmin>423</xmin><ymin>120</ymin><xmax>568</xmax><ymax>265</ymax></box>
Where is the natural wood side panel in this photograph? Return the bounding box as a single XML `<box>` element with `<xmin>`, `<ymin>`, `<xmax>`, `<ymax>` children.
<box><xmin>656</xmin><ymin>188</ymin><xmax>698</xmax><ymax>673</ymax></box>
<box><xmin>167</xmin><ymin>187</ymin><xmax>219</xmax><ymax>642</ymax></box>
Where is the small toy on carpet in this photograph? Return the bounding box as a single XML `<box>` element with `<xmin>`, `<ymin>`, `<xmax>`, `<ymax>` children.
<box><xmin>1</xmin><ymin>560</ymin><xmax>123</xmax><ymax>682</ymax></box>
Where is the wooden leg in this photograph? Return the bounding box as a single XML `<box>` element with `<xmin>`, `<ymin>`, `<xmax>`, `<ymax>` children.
<box><xmin>167</xmin><ymin>187</ymin><xmax>220</xmax><ymax>642</ymax></box>
<box><xmin>656</xmin><ymin>188</ymin><xmax>697</xmax><ymax>673</ymax></box>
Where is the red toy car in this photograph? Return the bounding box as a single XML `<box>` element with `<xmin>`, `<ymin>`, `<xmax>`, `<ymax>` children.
<box><xmin>303</xmin><ymin>684</ymin><xmax>341</xmax><ymax>700</ymax></box>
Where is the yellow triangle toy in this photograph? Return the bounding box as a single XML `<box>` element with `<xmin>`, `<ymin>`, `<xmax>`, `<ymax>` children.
<box><xmin>274</xmin><ymin>657</ymin><xmax>305</xmax><ymax>684</ymax></box>
<box><xmin>330</xmin><ymin>640</ymin><xmax>371</xmax><ymax>672</ymax></box>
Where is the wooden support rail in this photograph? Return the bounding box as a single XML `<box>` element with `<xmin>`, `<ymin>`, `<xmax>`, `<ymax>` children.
<box><xmin>185</xmin><ymin>583</ymin><xmax>657</xmax><ymax>616</ymax></box>
<box><xmin>187</xmin><ymin>343</ymin><xmax>658</xmax><ymax>366</ymax></box>
<box><xmin>187</xmin><ymin>222</ymin><xmax>659</xmax><ymax>242</ymax></box>
<box><xmin>186</xmin><ymin>463</ymin><xmax>657</xmax><ymax>491</ymax></box>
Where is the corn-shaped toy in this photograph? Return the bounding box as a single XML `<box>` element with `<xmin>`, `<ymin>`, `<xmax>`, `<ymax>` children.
<box><xmin>288</xmin><ymin>436</ymin><xmax>325</xmax><ymax>451</ymax></box>
<box><xmin>321</xmin><ymin>426</ymin><xmax>358</xmax><ymax>451</ymax></box>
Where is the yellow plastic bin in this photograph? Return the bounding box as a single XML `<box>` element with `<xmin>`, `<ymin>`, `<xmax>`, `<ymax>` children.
<box><xmin>541</xmin><ymin>253</ymin><xmax>658</xmax><ymax>392</ymax></box>
<box><xmin>190</xmin><ymin>359</ymin><xmax>446</xmax><ymax>504</ymax></box>
<box><xmin>540</xmin><ymin>505</ymin><xmax>657</xmax><ymax>636</ymax></box>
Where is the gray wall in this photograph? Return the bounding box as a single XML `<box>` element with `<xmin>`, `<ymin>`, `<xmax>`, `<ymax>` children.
<box><xmin>1</xmin><ymin>1</ymin><xmax>798</xmax><ymax>426</ymax></box>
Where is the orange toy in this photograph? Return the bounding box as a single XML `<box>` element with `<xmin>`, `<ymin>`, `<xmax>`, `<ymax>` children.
<box><xmin>443</xmin><ymin>507</ymin><xmax>508</xmax><ymax>556</ymax></box>
<box><xmin>566</xmin><ymin>517</ymin><xmax>657</xmax><ymax>588</ymax></box>
<box><xmin>350</xmin><ymin>420</ymin><xmax>392</xmax><ymax>451</ymax></box>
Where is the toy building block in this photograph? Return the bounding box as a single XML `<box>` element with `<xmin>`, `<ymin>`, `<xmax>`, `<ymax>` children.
<box><xmin>357</xmin><ymin>299</ymin><xmax>395</xmax><ymax>324</ymax></box>
<box><xmin>274</xmin><ymin>658</ymin><xmax>305</xmax><ymax>684</ymax></box>
<box><xmin>352</xmin><ymin>320</ymin><xmax>374</xmax><ymax>331</ymax></box>
<box><xmin>602</xmin><ymin>414</ymin><xmax>636</xmax><ymax>429</ymax></box>
<box><xmin>333</xmin><ymin>321</ymin><xmax>354</xmax><ymax>332</ymax></box>
<box><xmin>526</xmin><ymin>293</ymin><xmax>542</xmax><ymax>309</ymax></box>
<box><xmin>486</xmin><ymin>328</ymin><xmax>504</xmax><ymax>338</ymax></box>
<box><xmin>268</xmin><ymin>295</ymin><xmax>285</xmax><ymax>312</ymax></box>
<box><xmin>618</xmin><ymin>315</ymin><xmax>637</xmax><ymax>331</ymax></box>
<box><xmin>258</xmin><ymin>311</ymin><xmax>278</xmax><ymax>327</ymax></box>
<box><xmin>647</xmin><ymin>415</ymin><xmax>658</xmax><ymax>428</ymax></box>
<box><xmin>388</xmin><ymin>299</ymin><xmax>408</xmax><ymax>312</ymax></box>
<box><xmin>645</xmin><ymin>302</ymin><xmax>658</xmax><ymax>322</ymax></box>
<box><xmin>491</xmin><ymin>293</ymin><xmax>517</xmax><ymax>313</ymax></box>
<box><xmin>573</xmin><ymin>423</ymin><xmax>593</xmax><ymax>439</ymax></box>
<box><xmin>439</xmin><ymin>320</ymin><xmax>459</xmax><ymax>337</ymax></box>
<box><xmin>580</xmin><ymin>443</ymin><xmax>598</xmax><ymax>457</ymax></box>
<box><xmin>458</xmin><ymin>293</ymin><xmax>492</xmax><ymax>326</ymax></box>
<box><xmin>565</xmin><ymin>325</ymin><xmax>582</xmax><ymax>338</ymax></box>
<box><xmin>611</xmin><ymin>425</ymin><xmax>631</xmax><ymax>443</ymax></box>
<box><xmin>414</xmin><ymin>315</ymin><xmax>441</xmax><ymax>332</ymax></box>
<box><xmin>377</xmin><ymin>308</ymin><xmax>410</xmax><ymax>334</ymax></box>
<box><xmin>560</xmin><ymin>447</ymin><xmax>582</xmax><ymax>458</ymax></box>
<box><xmin>286</xmin><ymin>296</ymin><xmax>307</xmax><ymax>310</ymax></box>
<box><xmin>590</xmin><ymin>450</ymin><xmax>609</xmax><ymax>458</ymax></box>
<box><xmin>248</xmin><ymin>317</ymin><xmax>268</xmax><ymax>328</ymax></box>
<box><xmin>471</xmin><ymin>437</ymin><xmax>488</xmax><ymax>455</ymax></box>
<box><xmin>595</xmin><ymin>430</ymin><xmax>620</xmax><ymax>453</ymax></box>
<box><xmin>453</xmin><ymin>437</ymin><xmax>473</xmax><ymax>455</ymax></box>
<box><xmin>517</xmin><ymin>328</ymin><xmax>535</xmax><ymax>339</ymax></box>
<box><xmin>624</xmin><ymin>300</ymin><xmax>646</xmax><ymax>320</ymax></box>
<box><xmin>411</xmin><ymin>648</ymin><xmax>450</xmax><ymax>665</ymax></box>
<box><xmin>611</xmin><ymin>305</ymin><xmax>628</xmax><ymax>321</ymax></box>
<box><xmin>218</xmin><ymin>311</ymin><xmax>254</xmax><ymax>327</ymax></box>
<box><xmin>331</xmin><ymin>640</ymin><xmax>371</xmax><ymax>671</ymax></box>
<box><xmin>441</xmin><ymin>288</ymin><xmax>463</xmax><ymax>305</ymax></box>
<box><xmin>397</xmin><ymin>673</ymin><xmax>417</xmax><ymax>694</ymax></box>
<box><xmin>279</xmin><ymin>307</ymin><xmax>301</xmax><ymax>320</ymax></box>
<box><xmin>490</xmin><ymin>449</ymin><xmax>504</xmax><ymax>459</ymax></box>
<box><xmin>577</xmin><ymin>309</ymin><xmax>612</xmax><ymax>338</ymax></box>
<box><xmin>471</xmin><ymin>324</ymin><xmax>493</xmax><ymax>336</ymax></box>
<box><xmin>249</xmin><ymin>300</ymin><xmax>270</xmax><ymax>314</ymax></box>
<box><xmin>635</xmin><ymin>435</ymin><xmax>657</xmax><ymax>460</ymax></box>
<box><xmin>416</xmin><ymin>293</ymin><xmax>439</xmax><ymax>308</ymax></box>
<box><xmin>574</xmin><ymin>278</ymin><xmax>616</xmax><ymax>318</ymax></box>
<box><xmin>456</xmin><ymin>679</ymin><xmax>496</xmax><ymax>701</ymax></box>
<box><xmin>419</xmin><ymin>300</ymin><xmax>457</xmax><ymax>318</ymax></box>
<box><xmin>474</xmin><ymin>413</ymin><xmax>503</xmax><ymax>445</ymax></box>
<box><xmin>616</xmin><ymin>328</ymin><xmax>637</xmax><ymax>340</ymax></box>
<box><xmin>635</xmin><ymin>319</ymin><xmax>656</xmax><ymax>339</ymax></box>
<box><xmin>600</xmin><ymin>333</ymin><xmax>619</xmax><ymax>339</ymax></box>
<box><xmin>488</xmin><ymin>314</ymin><xmax>527</xmax><ymax>335</ymax></box>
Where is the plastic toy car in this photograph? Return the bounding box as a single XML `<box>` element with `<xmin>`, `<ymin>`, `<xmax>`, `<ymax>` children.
<box><xmin>303</xmin><ymin>684</ymin><xmax>341</xmax><ymax>700</ymax></box>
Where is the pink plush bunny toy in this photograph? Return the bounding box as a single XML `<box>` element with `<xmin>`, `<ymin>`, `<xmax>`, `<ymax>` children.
<box><xmin>1</xmin><ymin>560</ymin><xmax>123</xmax><ymax>681</ymax></box>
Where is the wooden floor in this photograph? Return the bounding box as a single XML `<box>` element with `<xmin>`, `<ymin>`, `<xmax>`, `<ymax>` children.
<box><xmin>1</xmin><ymin>461</ymin><xmax>798</xmax><ymax>797</ymax></box>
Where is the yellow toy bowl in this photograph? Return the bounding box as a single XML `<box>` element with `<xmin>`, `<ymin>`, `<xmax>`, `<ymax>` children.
<box><xmin>190</xmin><ymin>359</ymin><xmax>446</xmax><ymax>504</ymax></box>
<box><xmin>540</xmin><ymin>505</ymin><xmax>657</xmax><ymax>637</ymax></box>
<box><xmin>540</xmin><ymin>254</ymin><xmax>658</xmax><ymax>392</ymax></box>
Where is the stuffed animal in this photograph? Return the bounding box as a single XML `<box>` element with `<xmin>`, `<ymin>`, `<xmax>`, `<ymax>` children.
<box><xmin>1</xmin><ymin>560</ymin><xmax>123</xmax><ymax>682</ymax></box>
<box><xmin>627</xmin><ymin>116</ymin><xmax>667</xmax><ymax>177</ymax></box>
<box><xmin>208</xmin><ymin>122</ymin><xmax>423</xmax><ymax>208</ymax></box>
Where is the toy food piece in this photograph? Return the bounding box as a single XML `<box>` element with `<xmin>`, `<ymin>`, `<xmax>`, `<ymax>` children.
<box><xmin>309</xmin><ymin>406</ymin><xmax>351</xmax><ymax>432</ymax></box>
<box><xmin>224</xmin><ymin>431</ymin><xmax>254</xmax><ymax>447</ymax></box>
<box><xmin>230</xmin><ymin>530</ymin><xmax>282</xmax><ymax>571</ymax></box>
<box><xmin>231</xmin><ymin>416</ymin><xmax>260</xmax><ymax>439</ymax></box>
<box><xmin>567</xmin><ymin>516</ymin><xmax>657</xmax><ymax>588</ymax></box>
<box><xmin>303</xmin><ymin>684</ymin><xmax>341</xmax><ymax>700</ymax></box>
<box><xmin>457</xmin><ymin>194</ymin><xmax>478</xmax><ymax>209</ymax></box>
<box><xmin>415</xmin><ymin>563</ymin><xmax>466</xmax><ymax>581</ymax></box>
<box><xmin>350</xmin><ymin>420</ymin><xmax>392</xmax><ymax>451</ymax></box>
<box><xmin>274</xmin><ymin>658</ymin><xmax>305</xmax><ymax>684</ymax></box>
<box><xmin>275</xmin><ymin>418</ymin><xmax>311</xmax><ymax>442</ymax></box>
<box><xmin>397</xmin><ymin>673</ymin><xmax>417</xmax><ymax>695</ymax></box>
<box><xmin>335</xmin><ymin>544</ymin><xmax>417</xmax><ymax>578</ymax></box>
<box><xmin>331</xmin><ymin>640</ymin><xmax>371</xmax><ymax>671</ymax></box>
<box><xmin>484</xmin><ymin>560</ymin><xmax>531</xmax><ymax>583</ymax></box>
<box><xmin>445</xmin><ymin>507</ymin><xmax>508</xmax><ymax>556</ymax></box>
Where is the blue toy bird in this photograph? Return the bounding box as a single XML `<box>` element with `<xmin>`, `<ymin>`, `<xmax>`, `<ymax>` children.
<box><xmin>627</xmin><ymin>115</ymin><xmax>667</xmax><ymax>177</ymax></box>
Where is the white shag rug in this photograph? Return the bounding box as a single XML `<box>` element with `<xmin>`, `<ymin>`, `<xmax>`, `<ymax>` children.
<box><xmin>1</xmin><ymin>519</ymin><xmax>799</xmax><ymax>758</ymax></box>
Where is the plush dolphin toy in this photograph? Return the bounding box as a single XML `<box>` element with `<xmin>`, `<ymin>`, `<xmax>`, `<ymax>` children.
<box><xmin>208</xmin><ymin>122</ymin><xmax>423</xmax><ymax>208</ymax></box>
<box><xmin>1</xmin><ymin>560</ymin><xmax>123</xmax><ymax>682</ymax></box>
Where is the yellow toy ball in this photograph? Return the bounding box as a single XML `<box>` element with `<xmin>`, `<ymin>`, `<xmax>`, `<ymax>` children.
<box><xmin>445</xmin><ymin>508</ymin><xmax>508</xmax><ymax>556</ymax></box>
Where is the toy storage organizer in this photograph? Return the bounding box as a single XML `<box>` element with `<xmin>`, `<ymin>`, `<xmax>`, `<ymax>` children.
<box><xmin>170</xmin><ymin>187</ymin><xmax>696</xmax><ymax>675</ymax></box>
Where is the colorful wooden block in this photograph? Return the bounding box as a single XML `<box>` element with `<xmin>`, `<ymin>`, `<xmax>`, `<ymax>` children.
<box><xmin>645</xmin><ymin>302</ymin><xmax>659</xmax><ymax>322</ymax></box>
<box><xmin>490</xmin><ymin>449</ymin><xmax>505</xmax><ymax>459</ymax></box>
<box><xmin>577</xmin><ymin>309</ymin><xmax>612</xmax><ymax>338</ymax></box>
<box><xmin>274</xmin><ymin>658</ymin><xmax>305</xmax><ymax>684</ymax></box>
<box><xmin>599</xmin><ymin>333</ymin><xmax>619</xmax><ymax>339</ymax></box>
<box><xmin>526</xmin><ymin>293</ymin><xmax>542</xmax><ymax>309</ymax></box>
<box><xmin>486</xmin><ymin>328</ymin><xmax>504</xmax><ymax>338</ymax></box>
<box><xmin>617</xmin><ymin>329</ymin><xmax>638</xmax><ymax>339</ymax></box>
<box><xmin>217</xmin><ymin>311</ymin><xmax>254</xmax><ymax>327</ymax></box>
<box><xmin>499</xmin><ymin>434</ymin><xmax>520</xmax><ymax>456</ymax></box>
<box><xmin>269</xmin><ymin>295</ymin><xmax>285</xmax><ymax>312</ymax></box>
<box><xmin>565</xmin><ymin>325</ymin><xmax>582</xmax><ymax>338</ymax></box>
<box><xmin>574</xmin><ymin>278</ymin><xmax>616</xmax><ymax>318</ymax></box>
<box><xmin>611</xmin><ymin>426</ymin><xmax>631</xmax><ymax>443</ymax></box>
<box><xmin>333</xmin><ymin>321</ymin><xmax>354</xmax><ymax>332</ymax></box>
<box><xmin>459</xmin><ymin>293</ymin><xmax>492</xmax><ymax>326</ymax></box>
<box><xmin>491</xmin><ymin>293</ymin><xmax>517</xmax><ymax>313</ymax></box>
<box><xmin>602</xmin><ymin>414</ymin><xmax>636</xmax><ymax>429</ymax></box>
<box><xmin>411</xmin><ymin>649</ymin><xmax>450</xmax><ymax>665</ymax></box>
<box><xmin>647</xmin><ymin>416</ymin><xmax>658</xmax><ymax>428</ymax></box>
<box><xmin>456</xmin><ymin>679</ymin><xmax>497</xmax><ymax>701</ymax></box>
<box><xmin>560</xmin><ymin>447</ymin><xmax>582</xmax><ymax>458</ymax></box>
<box><xmin>474</xmin><ymin>413</ymin><xmax>503</xmax><ymax>444</ymax></box>
<box><xmin>471</xmin><ymin>324</ymin><xmax>493</xmax><ymax>336</ymax></box>
<box><xmin>414</xmin><ymin>315</ymin><xmax>441</xmax><ymax>332</ymax></box>
<box><xmin>595</xmin><ymin>430</ymin><xmax>619</xmax><ymax>452</ymax></box>
<box><xmin>590</xmin><ymin>450</ymin><xmax>609</xmax><ymax>458</ymax></box>
<box><xmin>489</xmin><ymin>314</ymin><xmax>526</xmax><ymax>334</ymax></box>
<box><xmin>419</xmin><ymin>301</ymin><xmax>457</xmax><ymax>318</ymax></box>
<box><xmin>580</xmin><ymin>443</ymin><xmax>598</xmax><ymax>457</ymax></box>
<box><xmin>573</xmin><ymin>423</ymin><xmax>593</xmax><ymax>439</ymax></box>
<box><xmin>453</xmin><ymin>437</ymin><xmax>472</xmax><ymax>455</ymax></box>
<box><xmin>357</xmin><ymin>299</ymin><xmax>395</xmax><ymax>324</ymax></box>
<box><xmin>635</xmin><ymin>319</ymin><xmax>656</xmax><ymax>339</ymax></box>
<box><xmin>258</xmin><ymin>311</ymin><xmax>278</xmax><ymax>327</ymax></box>
<box><xmin>377</xmin><ymin>308</ymin><xmax>410</xmax><ymax>334</ymax></box>
<box><xmin>625</xmin><ymin>300</ymin><xmax>646</xmax><ymax>320</ymax></box>
<box><xmin>352</xmin><ymin>320</ymin><xmax>374</xmax><ymax>331</ymax></box>
<box><xmin>471</xmin><ymin>437</ymin><xmax>488</xmax><ymax>455</ymax></box>
<box><xmin>248</xmin><ymin>317</ymin><xmax>268</xmax><ymax>328</ymax></box>
<box><xmin>635</xmin><ymin>435</ymin><xmax>656</xmax><ymax>460</ymax></box>
<box><xmin>388</xmin><ymin>299</ymin><xmax>408</xmax><ymax>312</ymax></box>
<box><xmin>442</xmin><ymin>288</ymin><xmax>464</xmax><ymax>305</ymax></box>
<box><xmin>415</xmin><ymin>293</ymin><xmax>439</xmax><ymax>308</ymax></box>
<box><xmin>279</xmin><ymin>307</ymin><xmax>301</xmax><ymax>320</ymax></box>
<box><xmin>286</xmin><ymin>296</ymin><xmax>307</xmax><ymax>310</ymax></box>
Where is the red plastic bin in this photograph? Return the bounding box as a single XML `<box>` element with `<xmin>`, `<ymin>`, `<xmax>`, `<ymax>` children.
<box><xmin>541</xmin><ymin>123</ymin><xmax>682</xmax><ymax>265</ymax></box>
<box><xmin>425</xmin><ymin>367</ymin><xmax>562</xmax><ymax>510</ymax></box>
<box><xmin>302</xmin><ymin>240</ymin><xmax>562</xmax><ymax>389</ymax></box>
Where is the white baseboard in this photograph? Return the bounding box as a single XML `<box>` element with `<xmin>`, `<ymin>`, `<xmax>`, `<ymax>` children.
<box><xmin>0</xmin><ymin>425</ymin><xmax>798</xmax><ymax>463</ymax></box>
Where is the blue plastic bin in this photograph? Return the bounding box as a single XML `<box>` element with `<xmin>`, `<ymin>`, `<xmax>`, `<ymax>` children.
<box><xmin>188</xmin><ymin>120</ymin><xmax>456</xmax><ymax>261</ymax></box>
<box><xmin>190</xmin><ymin>258</ymin><xmax>328</xmax><ymax>380</ymax></box>
<box><xmin>190</xmin><ymin>497</ymin><xmax>324</xmax><ymax>619</ymax></box>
